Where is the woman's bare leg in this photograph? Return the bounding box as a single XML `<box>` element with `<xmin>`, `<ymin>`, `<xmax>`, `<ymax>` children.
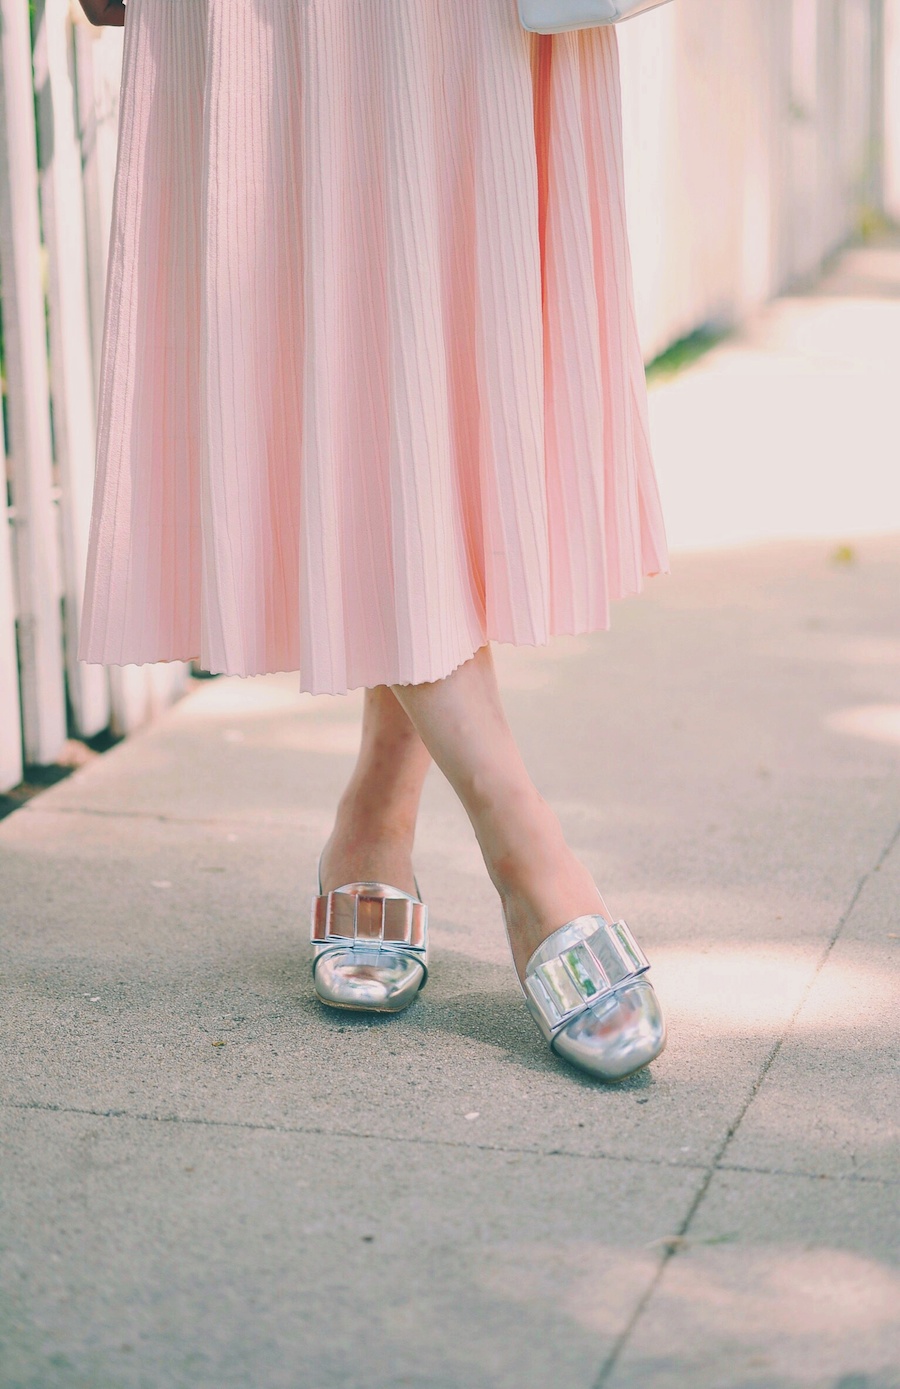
<box><xmin>392</xmin><ymin>644</ymin><xmax>609</xmax><ymax>981</ymax></box>
<box><xmin>321</xmin><ymin>645</ymin><xmax>607</xmax><ymax>980</ymax></box>
<box><xmin>319</xmin><ymin>685</ymin><xmax>432</xmax><ymax>898</ymax></box>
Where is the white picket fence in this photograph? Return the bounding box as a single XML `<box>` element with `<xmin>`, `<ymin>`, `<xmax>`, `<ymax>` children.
<box><xmin>0</xmin><ymin>0</ymin><xmax>889</xmax><ymax>793</ymax></box>
<box><xmin>0</xmin><ymin>1</ymin><xmax>186</xmax><ymax>792</ymax></box>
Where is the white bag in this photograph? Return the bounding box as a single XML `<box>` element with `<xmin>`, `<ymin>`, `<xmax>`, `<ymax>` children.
<box><xmin>519</xmin><ymin>0</ymin><xmax>672</xmax><ymax>33</ymax></box>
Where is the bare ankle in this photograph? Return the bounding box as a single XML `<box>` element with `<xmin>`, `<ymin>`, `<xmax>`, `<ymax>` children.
<box><xmin>332</xmin><ymin>795</ymin><xmax>417</xmax><ymax>855</ymax></box>
<box><xmin>471</xmin><ymin>804</ymin><xmax>608</xmax><ymax>979</ymax></box>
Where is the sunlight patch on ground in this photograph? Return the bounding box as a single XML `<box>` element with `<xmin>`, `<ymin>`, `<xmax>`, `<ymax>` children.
<box><xmin>646</xmin><ymin>1247</ymin><xmax>900</xmax><ymax>1382</ymax></box>
<box><xmin>825</xmin><ymin>703</ymin><xmax>900</xmax><ymax>748</ymax></box>
<box><xmin>270</xmin><ymin>721</ymin><xmax>362</xmax><ymax>755</ymax></box>
<box><xmin>649</xmin><ymin>292</ymin><xmax>900</xmax><ymax>553</ymax></box>
<box><xmin>652</xmin><ymin>945</ymin><xmax>893</xmax><ymax>1036</ymax></box>
<box><xmin>174</xmin><ymin>674</ymin><xmax>362</xmax><ymax>720</ymax></box>
<box><xmin>477</xmin><ymin>1242</ymin><xmax>658</xmax><ymax>1338</ymax></box>
<box><xmin>478</xmin><ymin>1240</ymin><xmax>900</xmax><ymax>1370</ymax></box>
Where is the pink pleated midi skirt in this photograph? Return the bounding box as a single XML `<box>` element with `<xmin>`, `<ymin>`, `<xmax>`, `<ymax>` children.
<box><xmin>78</xmin><ymin>0</ymin><xmax>669</xmax><ymax>695</ymax></box>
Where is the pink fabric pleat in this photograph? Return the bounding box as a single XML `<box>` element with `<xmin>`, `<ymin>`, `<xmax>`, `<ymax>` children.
<box><xmin>79</xmin><ymin>0</ymin><xmax>669</xmax><ymax>695</ymax></box>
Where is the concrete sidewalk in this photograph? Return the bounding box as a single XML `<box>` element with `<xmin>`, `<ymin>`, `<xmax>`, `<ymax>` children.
<box><xmin>3</xmin><ymin>256</ymin><xmax>900</xmax><ymax>1389</ymax></box>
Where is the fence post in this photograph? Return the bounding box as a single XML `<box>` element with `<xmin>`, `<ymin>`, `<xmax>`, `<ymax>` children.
<box><xmin>0</xmin><ymin>0</ymin><xmax>67</xmax><ymax>766</ymax></box>
<box><xmin>0</xmin><ymin>432</ymin><xmax>23</xmax><ymax>791</ymax></box>
<box><xmin>33</xmin><ymin>0</ymin><xmax>110</xmax><ymax>740</ymax></box>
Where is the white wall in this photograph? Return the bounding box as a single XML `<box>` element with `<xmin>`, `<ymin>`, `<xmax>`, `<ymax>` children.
<box><xmin>619</xmin><ymin>0</ymin><xmax>881</xmax><ymax>359</ymax></box>
<box><xmin>884</xmin><ymin>0</ymin><xmax>900</xmax><ymax>218</ymax></box>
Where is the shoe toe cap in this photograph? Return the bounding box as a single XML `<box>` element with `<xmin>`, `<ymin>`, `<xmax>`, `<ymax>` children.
<box><xmin>552</xmin><ymin>977</ymin><xmax>666</xmax><ymax>1081</ymax></box>
<box><xmin>313</xmin><ymin>948</ymin><xmax>425</xmax><ymax>1013</ymax></box>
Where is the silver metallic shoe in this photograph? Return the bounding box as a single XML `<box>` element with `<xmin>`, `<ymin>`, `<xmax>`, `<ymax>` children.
<box><xmin>310</xmin><ymin>866</ymin><xmax>428</xmax><ymax>1014</ymax></box>
<box><xmin>521</xmin><ymin>915</ymin><xmax>666</xmax><ymax>1081</ymax></box>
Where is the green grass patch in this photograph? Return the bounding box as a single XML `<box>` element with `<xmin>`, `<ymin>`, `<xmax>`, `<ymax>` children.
<box><xmin>645</xmin><ymin>324</ymin><xmax>730</xmax><ymax>384</ymax></box>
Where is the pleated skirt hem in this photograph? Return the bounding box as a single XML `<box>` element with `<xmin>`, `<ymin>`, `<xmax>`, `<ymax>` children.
<box><xmin>83</xmin><ymin>567</ymin><xmax>668</xmax><ymax>696</ymax></box>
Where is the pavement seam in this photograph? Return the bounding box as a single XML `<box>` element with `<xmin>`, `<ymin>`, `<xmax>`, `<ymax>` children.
<box><xmin>590</xmin><ymin>812</ymin><xmax>900</xmax><ymax>1389</ymax></box>
<box><xmin>7</xmin><ymin>1099</ymin><xmax>895</xmax><ymax>1186</ymax></box>
<box><xmin>5</xmin><ymin>1100</ymin><xmax>894</xmax><ymax>1188</ymax></box>
<box><xmin>714</xmin><ymin>1161</ymin><xmax>898</xmax><ymax>1186</ymax></box>
<box><xmin>15</xmin><ymin>804</ymin><xmax>276</xmax><ymax>827</ymax></box>
<box><xmin>2</xmin><ymin>1098</ymin><xmax>706</xmax><ymax>1170</ymax></box>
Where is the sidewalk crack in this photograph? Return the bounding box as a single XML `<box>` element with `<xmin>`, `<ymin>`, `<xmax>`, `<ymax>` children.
<box><xmin>591</xmin><ymin>813</ymin><xmax>900</xmax><ymax>1389</ymax></box>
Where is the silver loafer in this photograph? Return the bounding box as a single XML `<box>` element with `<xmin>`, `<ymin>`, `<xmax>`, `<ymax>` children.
<box><xmin>310</xmin><ymin>873</ymin><xmax>428</xmax><ymax>1014</ymax></box>
<box><xmin>522</xmin><ymin>915</ymin><xmax>666</xmax><ymax>1081</ymax></box>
